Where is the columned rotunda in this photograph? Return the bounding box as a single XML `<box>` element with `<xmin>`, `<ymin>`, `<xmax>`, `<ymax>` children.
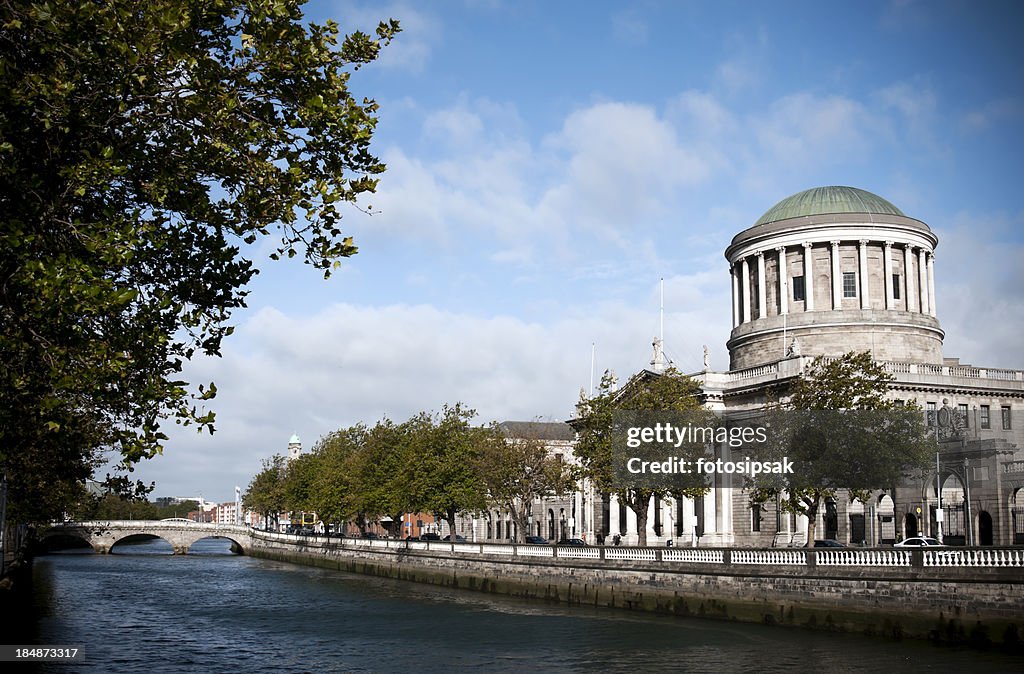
<box><xmin>725</xmin><ymin>186</ymin><xmax>943</xmax><ymax>369</ymax></box>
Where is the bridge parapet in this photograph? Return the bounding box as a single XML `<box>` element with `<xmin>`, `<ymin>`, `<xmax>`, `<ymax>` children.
<box><xmin>43</xmin><ymin>521</ymin><xmax>253</xmax><ymax>554</ymax></box>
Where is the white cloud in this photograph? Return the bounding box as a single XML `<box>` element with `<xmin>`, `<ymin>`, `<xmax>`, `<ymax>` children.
<box><xmin>140</xmin><ymin>293</ymin><xmax>721</xmax><ymax>496</ymax></box>
<box><xmin>932</xmin><ymin>212</ymin><xmax>1024</xmax><ymax>370</ymax></box>
<box><xmin>753</xmin><ymin>93</ymin><xmax>875</xmax><ymax>169</ymax></box>
<box><xmin>368</xmin><ymin>98</ymin><xmax>717</xmax><ymax>267</ymax></box>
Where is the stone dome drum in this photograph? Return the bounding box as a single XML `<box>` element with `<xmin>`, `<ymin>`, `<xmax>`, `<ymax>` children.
<box><xmin>724</xmin><ymin>186</ymin><xmax>943</xmax><ymax>370</ymax></box>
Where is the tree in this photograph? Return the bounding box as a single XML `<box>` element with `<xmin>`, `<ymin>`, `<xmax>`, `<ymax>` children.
<box><xmin>350</xmin><ymin>419</ymin><xmax>417</xmax><ymax>538</ymax></box>
<box><xmin>476</xmin><ymin>424</ymin><xmax>576</xmax><ymax>543</ymax></box>
<box><xmin>405</xmin><ymin>404</ymin><xmax>488</xmax><ymax>540</ymax></box>
<box><xmin>281</xmin><ymin>452</ymin><xmax>319</xmax><ymax>526</ymax></box>
<box><xmin>308</xmin><ymin>425</ymin><xmax>363</xmax><ymax>532</ymax></box>
<box><xmin>0</xmin><ymin>1</ymin><xmax>399</xmax><ymax>523</ymax></box>
<box><xmin>747</xmin><ymin>351</ymin><xmax>933</xmax><ymax>546</ymax></box>
<box><xmin>242</xmin><ymin>454</ymin><xmax>287</xmax><ymax>530</ymax></box>
<box><xmin>574</xmin><ymin>367</ymin><xmax>711</xmax><ymax>546</ymax></box>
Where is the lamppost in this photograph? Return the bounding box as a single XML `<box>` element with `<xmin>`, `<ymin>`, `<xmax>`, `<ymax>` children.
<box><xmin>935</xmin><ymin>449</ymin><xmax>943</xmax><ymax>544</ymax></box>
<box><xmin>666</xmin><ymin>497</ymin><xmax>675</xmax><ymax>547</ymax></box>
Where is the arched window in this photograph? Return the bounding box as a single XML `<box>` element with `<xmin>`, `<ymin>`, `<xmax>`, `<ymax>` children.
<box><xmin>877</xmin><ymin>494</ymin><xmax>895</xmax><ymax>545</ymax></box>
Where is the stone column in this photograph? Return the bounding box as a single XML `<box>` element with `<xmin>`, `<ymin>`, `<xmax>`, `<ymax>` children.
<box><xmin>683</xmin><ymin>497</ymin><xmax>695</xmax><ymax>542</ymax></box>
<box><xmin>830</xmin><ymin>240</ymin><xmax>842</xmax><ymax>310</ymax></box>
<box><xmin>731</xmin><ymin>264</ymin><xmax>740</xmax><ymax>328</ymax></box>
<box><xmin>858</xmin><ymin>240</ymin><xmax>870</xmax><ymax>309</ymax></box>
<box><xmin>756</xmin><ymin>251</ymin><xmax>767</xmax><ymax>319</ymax></box>
<box><xmin>741</xmin><ymin>257</ymin><xmax>751</xmax><ymax>323</ymax></box>
<box><xmin>883</xmin><ymin>241</ymin><xmax>894</xmax><ymax>309</ymax></box>
<box><xmin>702</xmin><ymin>490</ymin><xmax>717</xmax><ymax>538</ymax></box>
<box><xmin>802</xmin><ymin>242</ymin><xmax>814</xmax><ymax>311</ymax></box>
<box><xmin>777</xmin><ymin>247</ymin><xmax>788</xmax><ymax>315</ymax></box>
<box><xmin>625</xmin><ymin>504</ymin><xmax>638</xmax><ymax>544</ymax></box>
<box><xmin>918</xmin><ymin>247</ymin><xmax>929</xmax><ymax>315</ymax></box>
<box><xmin>608</xmin><ymin>494</ymin><xmax>619</xmax><ymax>537</ymax></box>
<box><xmin>905</xmin><ymin>245</ymin><xmax>917</xmax><ymax>312</ymax></box>
<box><xmin>927</xmin><ymin>252</ymin><xmax>937</xmax><ymax>317</ymax></box>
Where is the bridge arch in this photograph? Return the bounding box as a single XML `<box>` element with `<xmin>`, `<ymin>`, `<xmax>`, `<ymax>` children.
<box><xmin>38</xmin><ymin>531</ymin><xmax>96</xmax><ymax>553</ymax></box>
<box><xmin>185</xmin><ymin>534</ymin><xmax>246</xmax><ymax>555</ymax></box>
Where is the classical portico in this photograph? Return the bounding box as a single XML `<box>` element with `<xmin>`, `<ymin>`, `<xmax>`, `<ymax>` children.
<box><xmin>724</xmin><ymin>186</ymin><xmax>943</xmax><ymax>369</ymax></box>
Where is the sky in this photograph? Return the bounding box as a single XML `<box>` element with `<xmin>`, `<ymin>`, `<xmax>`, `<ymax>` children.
<box><xmin>128</xmin><ymin>0</ymin><xmax>1024</xmax><ymax>502</ymax></box>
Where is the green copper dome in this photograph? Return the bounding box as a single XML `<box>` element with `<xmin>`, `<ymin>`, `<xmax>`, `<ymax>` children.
<box><xmin>754</xmin><ymin>186</ymin><xmax>904</xmax><ymax>226</ymax></box>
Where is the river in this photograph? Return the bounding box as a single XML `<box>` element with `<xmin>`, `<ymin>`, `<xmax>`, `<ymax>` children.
<box><xmin>15</xmin><ymin>538</ymin><xmax>1022</xmax><ymax>672</ymax></box>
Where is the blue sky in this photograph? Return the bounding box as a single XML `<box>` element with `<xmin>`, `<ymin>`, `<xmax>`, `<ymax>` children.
<box><xmin>133</xmin><ymin>0</ymin><xmax>1024</xmax><ymax>502</ymax></box>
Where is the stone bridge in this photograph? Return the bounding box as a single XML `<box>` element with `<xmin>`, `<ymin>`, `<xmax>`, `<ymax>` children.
<box><xmin>41</xmin><ymin>520</ymin><xmax>254</xmax><ymax>555</ymax></box>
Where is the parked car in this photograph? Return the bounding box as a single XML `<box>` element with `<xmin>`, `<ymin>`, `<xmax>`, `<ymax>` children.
<box><xmin>813</xmin><ymin>539</ymin><xmax>846</xmax><ymax>548</ymax></box>
<box><xmin>524</xmin><ymin>535</ymin><xmax>549</xmax><ymax>545</ymax></box>
<box><xmin>419</xmin><ymin>532</ymin><xmax>441</xmax><ymax>541</ymax></box>
<box><xmin>557</xmin><ymin>538</ymin><xmax>588</xmax><ymax>546</ymax></box>
<box><xmin>893</xmin><ymin>536</ymin><xmax>963</xmax><ymax>561</ymax></box>
<box><xmin>893</xmin><ymin>536</ymin><xmax>943</xmax><ymax>547</ymax></box>
<box><xmin>361</xmin><ymin>532</ymin><xmax>380</xmax><ymax>539</ymax></box>
<box><xmin>443</xmin><ymin>534</ymin><xmax>467</xmax><ymax>542</ymax></box>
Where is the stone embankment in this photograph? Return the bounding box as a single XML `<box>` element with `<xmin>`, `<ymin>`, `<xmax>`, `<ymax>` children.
<box><xmin>246</xmin><ymin>530</ymin><xmax>1024</xmax><ymax>648</ymax></box>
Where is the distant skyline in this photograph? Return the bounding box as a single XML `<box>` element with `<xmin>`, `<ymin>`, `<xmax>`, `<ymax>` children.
<box><xmin>124</xmin><ymin>1</ymin><xmax>1024</xmax><ymax>502</ymax></box>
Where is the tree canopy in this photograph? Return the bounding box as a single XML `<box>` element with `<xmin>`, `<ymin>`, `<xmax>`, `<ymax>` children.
<box><xmin>243</xmin><ymin>405</ymin><xmax>495</xmax><ymax>538</ymax></box>
<box><xmin>0</xmin><ymin>1</ymin><xmax>399</xmax><ymax>522</ymax></box>
<box><xmin>573</xmin><ymin>367</ymin><xmax>710</xmax><ymax>546</ymax></box>
<box><xmin>747</xmin><ymin>351</ymin><xmax>933</xmax><ymax>546</ymax></box>
<box><xmin>241</xmin><ymin>454</ymin><xmax>286</xmax><ymax>529</ymax></box>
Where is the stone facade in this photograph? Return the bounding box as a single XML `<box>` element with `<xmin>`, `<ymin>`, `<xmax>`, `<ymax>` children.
<box><xmin>457</xmin><ymin>421</ymin><xmax>590</xmax><ymax>544</ymax></box>
<box><xmin>580</xmin><ymin>187</ymin><xmax>1024</xmax><ymax>549</ymax></box>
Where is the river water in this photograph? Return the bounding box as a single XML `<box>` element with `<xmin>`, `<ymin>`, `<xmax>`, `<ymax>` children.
<box><xmin>17</xmin><ymin>538</ymin><xmax>1022</xmax><ymax>672</ymax></box>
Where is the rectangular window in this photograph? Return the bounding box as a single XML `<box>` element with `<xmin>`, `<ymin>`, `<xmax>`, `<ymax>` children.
<box><xmin>957</xmin><ymin>403</ymin><xmax>969</xmax><ymax>428</ymax></box>
<box><xmin>751</xmin><ymin>503</ymin><xmax>761</xmax><ymax>532</ymax></box>
<box><xmin>843</xmin><ymin>271</ymin><xmax>857</xmax><ymax>298</ymax></box>
<box><xmin>792</xmin><ymin>275</ymin><xmax>806</xmax><ymax>302</ymax></box>
<box><xmin>1003</xmin><ymin>406</ymin><xmax>1012</xmax><ymax>430</ymax></box>
<box><xmin>892</xmin><ymin>274</ymin><xmax>901</xmax><ymax>300</ymax></box>
<box><xmin>980</xmin><ymin>405</ymin><xmax>990</xmax><ymax>429</ymax></box>
<box><xmin>926</xmin><ymin>401</ymin><xmax>937</xmax><ymax>427</ymax></box>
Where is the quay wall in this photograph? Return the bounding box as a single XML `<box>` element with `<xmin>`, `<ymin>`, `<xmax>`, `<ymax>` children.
<box><xmin>246</xmin><ymin>532</ymin><xmax>1024</xmax><ymax>646</ymax></box>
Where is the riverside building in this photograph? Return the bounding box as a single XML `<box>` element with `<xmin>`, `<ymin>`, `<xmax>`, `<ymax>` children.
<box><xmin>569</xmin><ymin>187</ymin><xmax>1023</xmax><ymax>548</ymax></box>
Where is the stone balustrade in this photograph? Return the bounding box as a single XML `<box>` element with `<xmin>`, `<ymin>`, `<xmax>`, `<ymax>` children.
<box><xmin>815</xmin><ymin>549</ymin><xmax>910</xmax><ymax>567</ymax></box>
<box><xmin>662</xmin><ymin>548</ymin><xmax>725</xmax><ymax>564</ymax></box>
<box><xmin>718</xmin><ymin>355</ymin><xmax>1024</xmax><ymax>391</ymax></box>
<box><xmin>42</xmin><ymin>522</ymin><xmax>1024</xmax><ymax>570</ymax></box>
<box><xmin>731</xmin><ymin>549</ymin><xmax>806</xmax><ymax>565</ymax></box>
<box><xmin>250</xmin><ymin>530</ymin><xmax>1024</xmax><ymax>569</ymax></box>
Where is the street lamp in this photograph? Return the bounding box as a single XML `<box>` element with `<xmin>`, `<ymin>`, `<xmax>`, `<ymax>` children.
<box><xmin>935</xmin><ymin>449</ymin><xmax>943</xmax><ymax>544</ymax></box>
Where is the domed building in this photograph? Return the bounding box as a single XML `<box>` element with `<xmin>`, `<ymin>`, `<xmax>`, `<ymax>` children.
<box><xmin>574</xmin><ymin>186</ymin><xmax>1024</xmax><ymax>549</ymax></box>
<box><xmin>725</xmin><ymin>186</ymin><xmax>942</xmax><ymax>369</ymax></box>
